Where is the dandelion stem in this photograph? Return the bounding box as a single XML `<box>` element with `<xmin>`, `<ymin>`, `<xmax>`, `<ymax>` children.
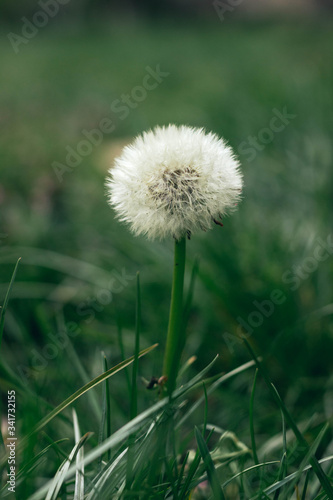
<box><xmin>163</xmin><ymin>236</ymin><xmax>186</xmax><ymax>396</ymax></box>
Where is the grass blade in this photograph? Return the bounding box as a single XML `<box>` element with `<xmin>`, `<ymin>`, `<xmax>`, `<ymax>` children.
<box><xmin>0</xmin><ymin>258</ymin><xmax>21</xmax><ymax>465</ymax></box>
<box><xmin>179</xmin><ymin>451</ymin><xmax>201</xmax><ymax>499</ymax></box>
<box><xmin>45</xmin><ymin>431</ymin><xmax>91</xmax><ymax>500</ymax></box>
<box><xmin>273</xmin><ymin>452</ymin><xmax>287</xmax><ymax>500</ymax></box>
<box><xmin>250</xmin><ymin>368</ymin><xmax>259</xmax><ymax>465</ymax></box>
<box><xmin>116</xmin><ymin>312</ymin><xmax>131</xmax><ymax>397</ymax></box>
<box><xmin>300</xmin><ymin>470</ymin><xmax>310</xmax><ymax>500</ymax></box>
<box><xmin>98</xmin><ymin>352</ymin><xmax>112</xmax><ymax>468</ymax></box>
<box><xmin>0</xmin><ymin>257</ymin><xmax>21</xmax><ymax>349</ymax></box>
<box><xmin>103</xmin><ymin>353</ymin><xmax>111</xmax><ymax>458</ymax></box>
<box><xmin>178</xmin><ymin>355</ymin><xmax>197</xmax><ymax>379</ymax></box>
<box><xmin>202</xmin><ymin>382</ymin><xmax>208</xmax><ymax>438</ymax></box>
<box><xmin>22</xmin><ymin>343</ymin><xmax>158</xmax><ymax>445</ymax></box>
<box><xmin>0</xmin><ymin>438</ymin><xmax>68</xmax><ymax>496</ymax></box>
<box><xmin>284</xmin><ymin>423</ymin><xmax>330</xmax><ymax>498</ymax></box>
<box><xmin>243</xmin><ymin>336</ymin><xmax>333</xmax><ymax>498</ymax></box>
<box><xmin>126</xmin><ymin>272</ymin><xmax>141</xmax><ymax>490</ymax></box>
<box><xmin>251</xmin><ymin>454</ymin><xmax>333</xmax><ymax>498</ymax></box>
<box><xmin>176</xmin><ymin>359</ymin><xmax>256</xmax><ymax>429</ymax></box>
<box><xmin>130</xmin><ymin>271</ymin><xmax>141</xmax><ymax>421</ymax></box>
<box><xmin>221</xmin><ymin>461</ymin><xmax>280</xmax><ymax>490</ymax></box>
<box><xmin>273</xmin><ymin>410</ymin><xmax>288</xmax><ymax>500</ymax></box>
<box><xmin>177</xmin><ymin>451</ymin><xmax>189</xmax><ymax>490</ymax></box>
<box><xmin>73</xmin><ymin>409</ymin><xmax>85</xmax><ymax>500</ymax></box>
<box><xmin>195</xmin><ymin>426</ymin><xmax>226</xmax><ymax>500</ymax></box>
<box><xmin>86</xmin><ymin>448</ymin><xmax>128</xmax><ymax>499</ymax></box>
<box><xmin>28</xmin><ymin>356</ymin><xmax>222</xmax><ymax>500</ymax></box>
<box><xmin>56</xmin><ymin>311</ymin><xmax>101</xmax><ymax>422</ymax></box>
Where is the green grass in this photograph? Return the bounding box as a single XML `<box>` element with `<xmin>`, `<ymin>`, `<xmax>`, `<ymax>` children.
<box><xmin>0</xmin><ymin>15</ymin><xmax>333</xmax><ymax>499</ymax></box>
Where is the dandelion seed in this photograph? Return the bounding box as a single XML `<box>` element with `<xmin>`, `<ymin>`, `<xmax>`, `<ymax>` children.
<box><xmin>106</xmin><ymin>124</ymin><xmax>243</xmax><ymax>240</ymax></box>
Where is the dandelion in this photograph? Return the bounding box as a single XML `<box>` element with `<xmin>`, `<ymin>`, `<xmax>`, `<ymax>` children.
<box><xmin>106</xmin><ymin>125</ymin><xmax>242</xmax><ymax>241</ymax></box>
<box><xmin>106</xmin><ymin>125</ymin><xmax>243</xmax><ymax>395</ymax></box>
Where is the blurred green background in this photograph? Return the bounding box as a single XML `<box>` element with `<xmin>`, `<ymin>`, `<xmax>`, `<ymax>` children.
<box><xmin>1</xmin><ymin>0</ymin><xmax>333</xmax><ymax>481</ymax></box>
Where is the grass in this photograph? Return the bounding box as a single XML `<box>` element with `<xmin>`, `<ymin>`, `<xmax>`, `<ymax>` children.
<box><xmin>0</xmin><ymin>14</ymin><xmax>333</xmax><ymax>499</ymax></box>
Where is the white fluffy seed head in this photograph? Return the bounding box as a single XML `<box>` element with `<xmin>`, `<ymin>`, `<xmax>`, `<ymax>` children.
<box><xmin>106</xmin><ymin>125</ymin><xmax>243</xmax><ymax>240</ymax></box>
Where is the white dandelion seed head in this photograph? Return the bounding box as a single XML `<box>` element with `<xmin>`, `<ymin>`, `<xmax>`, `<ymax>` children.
<box><xmin>106</xmin><ymin>124</ymin><xmax>243</xmax><ymax>240</ymax></box>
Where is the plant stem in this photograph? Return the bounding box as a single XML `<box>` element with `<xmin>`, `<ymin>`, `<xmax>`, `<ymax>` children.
<box><xmin>163</xmin><ymin>236</ymin><xmax>186</xmax><ymax>396</ymax></box>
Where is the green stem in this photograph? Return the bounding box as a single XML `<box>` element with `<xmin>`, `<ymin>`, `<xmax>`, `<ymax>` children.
<box><xmin>163</xmin><ymin>236</ymin><xmax>186</xmax><ymax>396</ymax></box>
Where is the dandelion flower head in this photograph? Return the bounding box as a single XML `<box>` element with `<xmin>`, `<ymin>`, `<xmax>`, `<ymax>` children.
<box><xmin>106</xmin><ymin>125</ymin><xmax>243</xmax><ymax>240</ymax></box>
